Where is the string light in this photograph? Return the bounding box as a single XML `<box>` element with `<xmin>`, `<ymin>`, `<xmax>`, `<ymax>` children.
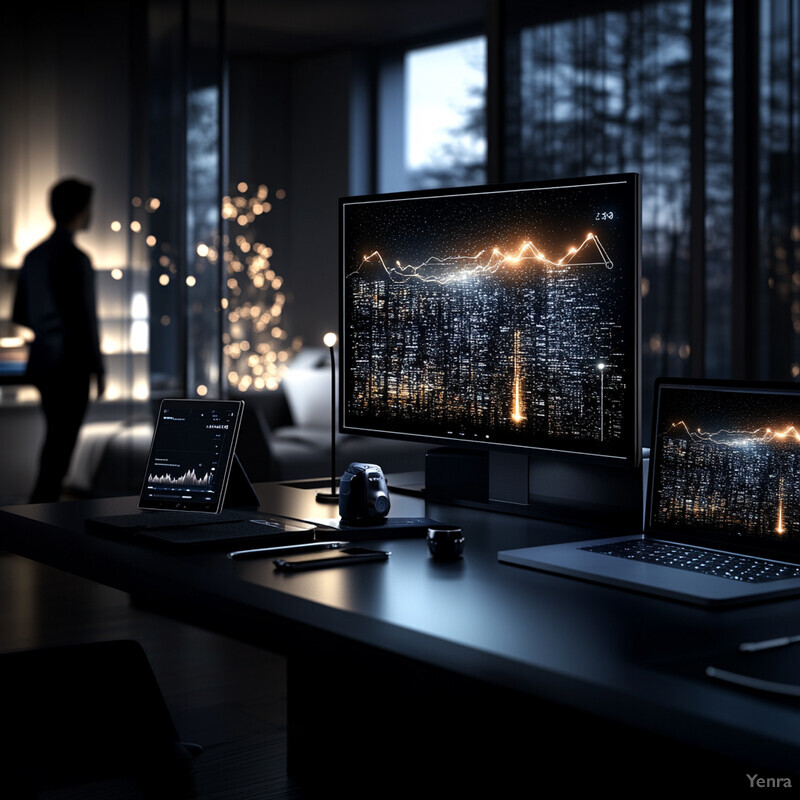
<box><xmin>208</xmin><ymin>183</ymin><xmax>301</xmax><ymax>392</ymax></box>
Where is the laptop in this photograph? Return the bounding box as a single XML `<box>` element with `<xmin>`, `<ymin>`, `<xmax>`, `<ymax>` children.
<box><xmin>86</xmin><ymin>398</ymin><xmax>315</xmax><ymax>550</ymax></box>
<box><xmin>499</xmin><ymin>378</ymin><xmax>800</xmax><ymax>606</ymax></box>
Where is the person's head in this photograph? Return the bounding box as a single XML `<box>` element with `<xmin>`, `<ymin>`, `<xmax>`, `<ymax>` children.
<box><xmin>50</xmin><ymin>178</ymin><xmax>93</xmax><ymax>230</ymax></box>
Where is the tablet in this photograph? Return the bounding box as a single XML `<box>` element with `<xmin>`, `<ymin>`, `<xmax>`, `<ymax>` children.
<box><xmin>138</xmin><ymin>398</ymin><xmax>245</xmax><ymax>514</ymax></box>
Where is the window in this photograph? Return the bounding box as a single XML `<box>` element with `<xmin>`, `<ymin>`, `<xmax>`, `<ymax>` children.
<box><xmin>379</xmin><ymin>36</ymin><xmax>487</xmax><ymax>192</ymax></box>
<box><xmin>760</xmin><ymin>0</ymin><xmax>800</xmax><ymax>380</ymax></box>
<box><xmin>502</xmin><ymin>2</ymin><xmax>769</xmax><ymax>426</ymax></box>
<box><xmin>704</xmin><ymin>0</ymin><xmax>734</xmax><ymax>379</ymax></box>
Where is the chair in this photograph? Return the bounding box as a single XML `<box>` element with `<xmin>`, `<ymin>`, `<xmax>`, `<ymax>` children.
<box><xmin>1</xmin><ymin>639</ymin><xmax>198</xmax><ymax>798</ymax></box>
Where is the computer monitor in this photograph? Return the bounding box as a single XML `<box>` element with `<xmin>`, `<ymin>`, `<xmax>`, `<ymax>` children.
<box><xmin>339</xmin><ymin>173</ymin><xmax>642</xmax><ymax>522</ymax></box>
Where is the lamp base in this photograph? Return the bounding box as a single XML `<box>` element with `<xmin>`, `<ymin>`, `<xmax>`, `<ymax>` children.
<box><xmin>316</xmin><ymin>489</ymin><xmax>340</xmax><ymax>504</ymax></box>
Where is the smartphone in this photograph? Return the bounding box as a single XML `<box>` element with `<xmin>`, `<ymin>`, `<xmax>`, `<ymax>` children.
<box><xmin>273</xmin><ymin>546</ymin><xmax>390</xmax><ymax>572</ymax></box>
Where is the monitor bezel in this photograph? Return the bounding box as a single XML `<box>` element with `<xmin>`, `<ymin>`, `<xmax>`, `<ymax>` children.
<box><xmin>338</xmin><ymin>172</ymin><xmax>642</xmax><ymax>468</ymax></box>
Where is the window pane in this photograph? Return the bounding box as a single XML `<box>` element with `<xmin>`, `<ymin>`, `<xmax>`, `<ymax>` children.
<box><xmin>760</xmin><ymin>0</ymin><xmax>800</xmax><ymax>380</ymax></box>
<box><xmin>186</xmin><ymin>84</ymin><xmax>222</xmax><ymax>398</ymax></box>
<box><xmin>404</xmin><ymin>37</ymin><xmax>487</xmax><ymax>190</ymax></box>
<box><xmin>705</xmin><ymin>0</ymin><xmax>734</xmax><ymax>378</ymax></box>
<box><xmin>504</xmin><ymin>2</ymin><xmax>694</xmax><ymax>426</ymax></box>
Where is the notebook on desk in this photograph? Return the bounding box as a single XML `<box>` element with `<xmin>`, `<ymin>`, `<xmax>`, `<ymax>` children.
<box><xmin>86</xmin><ymin>398</ymin><xmax>315</xmax><ymax>551</ymax></box>
<box><xmin>499</xmin><ymin>378</ymin><xmax>800</xmax><ymax>607</ymax></box>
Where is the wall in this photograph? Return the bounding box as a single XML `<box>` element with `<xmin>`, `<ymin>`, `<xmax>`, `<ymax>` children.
<box><xmin>0</xmin><ymin>4</ymin><xmax>151</xmax><ymax>405</ymax></box>
<box><xmin>289</xmin><ymin>51</ymin><xmax>363</xmax><ymax>347</ymax></box>
<box><xmin>227</xmin><ymin>48</ymin><xmax>366</xmax><ymax>367</ymax></box>
<box><xmin>229</xmin><ymin>48</ymin><xmax>366</xmax><ymax>349</ymax></box>
<box><xmin>0</xmin><ymin>5</ymin><xmax>134</xmax><ymax>270</ymax></box>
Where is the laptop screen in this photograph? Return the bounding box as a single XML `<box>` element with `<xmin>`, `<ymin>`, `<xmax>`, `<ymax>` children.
<box><xmin>138</xmin><ymin>399</ymin><xmax>244</xmax><ymax>514</ymax></box>
<box><xmin>648</xmin><ymin>379</ymin><xmax>800</xmax><ymax>557</ymax></box>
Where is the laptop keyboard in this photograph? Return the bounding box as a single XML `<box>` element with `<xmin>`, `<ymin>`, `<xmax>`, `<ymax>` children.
<box><xmin>580</xmin><ymin>539</ymin><xmax>800</xmax><ymax>583</ymax></box>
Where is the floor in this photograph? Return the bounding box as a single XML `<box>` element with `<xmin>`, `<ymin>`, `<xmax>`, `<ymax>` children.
<box><xmin>0</xmin><ymin>549</ymin><xmax>308</xmax><ymax>799</ymax></box>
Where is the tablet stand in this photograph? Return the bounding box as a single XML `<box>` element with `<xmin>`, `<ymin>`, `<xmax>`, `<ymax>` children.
<box><xmin>224</xmin><ymin>454</ymin><xmax>260</xmax><ymax>509</ymax></box>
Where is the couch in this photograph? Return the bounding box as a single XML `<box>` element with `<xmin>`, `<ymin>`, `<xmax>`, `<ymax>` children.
<box><xmin>64</xmin><ymin>349</ymin><xmax>429</xmax><ymax>497</ymax></box>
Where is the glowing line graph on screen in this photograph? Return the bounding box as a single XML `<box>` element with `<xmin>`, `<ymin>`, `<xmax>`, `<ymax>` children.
<box><xmin>666</xmin><ymin>420</ymin><xmax>800</xmax><ymax>447</ymax></box>
<box><xmin>347</xmin><ymin>233</ymin><xmax>613</xmax><ymax>285</ymax></box>
<box><xmin>147</xmin><ymin>468</ymin><xmax>213</xmax><ymax>487</ymax></box>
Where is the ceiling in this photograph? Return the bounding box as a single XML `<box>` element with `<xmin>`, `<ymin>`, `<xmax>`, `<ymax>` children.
<box><xmin>223</xmin><ymin>0</ymin><xmax>488</xmax><ymax>55</ymax></box>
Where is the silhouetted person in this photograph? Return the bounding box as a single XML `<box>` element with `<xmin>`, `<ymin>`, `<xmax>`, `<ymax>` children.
<box><xmin>13</xmin><ymin>178</ymin><xmax>105</xmax><ymax>503</ymax></box>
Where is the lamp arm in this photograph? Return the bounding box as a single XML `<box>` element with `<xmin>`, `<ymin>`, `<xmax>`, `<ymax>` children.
<box><xmin>329</xmin><ymin>344</ymin><xmax>336</xmax><ymax>496</ymax></box>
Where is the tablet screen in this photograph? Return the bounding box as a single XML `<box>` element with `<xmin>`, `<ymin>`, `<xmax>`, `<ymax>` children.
<box><xmin>138</xmin><ymin>399</ymin><xmax>245</xmax><ymax>513</ymax></box>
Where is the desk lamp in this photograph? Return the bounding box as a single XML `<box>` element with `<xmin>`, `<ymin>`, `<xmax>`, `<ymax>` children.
<box><xmin>316</xmin><ymin>332</ymin><xmax>340</xmax><ymax>503</ymax></box>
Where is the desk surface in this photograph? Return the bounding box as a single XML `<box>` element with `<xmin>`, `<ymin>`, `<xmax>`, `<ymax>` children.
<box><xmin>2</xmin><ymin>481</ymin><xmax>800</xmax><ymax>781</ymax></box>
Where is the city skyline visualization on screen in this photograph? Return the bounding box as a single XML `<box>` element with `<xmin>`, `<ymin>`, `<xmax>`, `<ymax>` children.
<box><xmin>341</xmin><ymin>177</ymin><xmax>639</xmax><ymax>460</ymax></box>
<box><xmin>652</xmin><ymin>386</ymin><xmax>800</xmax><ymax>543</ymax></box>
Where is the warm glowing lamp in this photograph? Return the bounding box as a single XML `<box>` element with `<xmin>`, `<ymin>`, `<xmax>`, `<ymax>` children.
<box><xmin>316</xmin><ymin>332</ymin><xmax>340</xmax><ymax>503</ymax></box>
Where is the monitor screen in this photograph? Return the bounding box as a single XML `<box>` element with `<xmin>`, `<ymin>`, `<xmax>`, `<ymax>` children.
<box><xmin>340</xmin><ymin>173</ymin><xmax>641</xmax><ymax>466</ymax></box>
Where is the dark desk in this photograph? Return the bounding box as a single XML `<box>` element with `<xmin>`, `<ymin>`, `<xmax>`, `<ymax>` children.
<box><xmin>2</xmin><ymin>482</ymin><xmax>800</xmax><ymax>793</ymax></box>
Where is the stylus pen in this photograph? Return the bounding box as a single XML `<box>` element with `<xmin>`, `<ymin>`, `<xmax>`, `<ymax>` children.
<box><xmin>227</xmin><ymin>541</ymin><xmax>350</xmax><ymax>560</ymax></box>
<box><xmin>739</xmin><ymin>634</ymin><xmax>800</xmax><ymax>653</ymax></box>
<box><xmin>706</xmin><ymin>666</ymin><xmax>800</xmax><ymax>697</ymax></box>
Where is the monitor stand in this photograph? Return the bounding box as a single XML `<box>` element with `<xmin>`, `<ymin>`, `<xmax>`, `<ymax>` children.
<box><xmin>488</xmin><ymin>451</ymin><xmax>530</xmax><ymax>506</ymax></box>
<box><xmin>423</xmin><ymin>447</ymin><xmax>645</xmax><ymax>531</ymax></box>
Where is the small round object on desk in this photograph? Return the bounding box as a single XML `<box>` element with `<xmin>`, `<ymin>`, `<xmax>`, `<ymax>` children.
<box><xmin>427</xmin><ymin>526</ymin><xmax>465</xmax><ymax>561</ymax></box>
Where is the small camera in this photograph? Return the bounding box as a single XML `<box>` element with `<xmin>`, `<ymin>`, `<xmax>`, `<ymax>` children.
<box><xmin>338</xmin><ymin>462</ymin><xmax>391</xmax><ymax>523</ymax></box>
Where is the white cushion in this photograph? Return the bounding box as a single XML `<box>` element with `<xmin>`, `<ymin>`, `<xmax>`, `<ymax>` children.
<box><xmin>281</xmin><ymin>367</ymin><xmax>337</xmax><ymax>428</ymax></box>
